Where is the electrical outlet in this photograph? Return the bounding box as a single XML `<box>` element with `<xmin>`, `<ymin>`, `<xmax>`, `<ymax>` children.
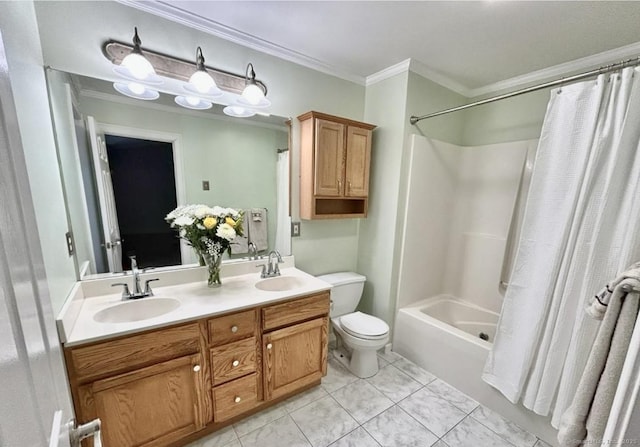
<box><xmin>202</xmin><ymin>180</ymin><xmax>210</xmax><ymax>191</ymax></box>
<box><xmin>65</xmin><ymin>231</ymin><xmax>75</xmax><ymax>256</ymax></box>
<box><xmin>291</xmin><ymin>221</ymin><xmax>301</xmax><ymax>237</ymax></box>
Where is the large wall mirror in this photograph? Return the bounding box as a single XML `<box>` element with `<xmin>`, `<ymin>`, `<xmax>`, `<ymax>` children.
<box><xmin>46</xmin><ymin>68</ymin><xmax>291</xmax><ymax>278</ymax></box>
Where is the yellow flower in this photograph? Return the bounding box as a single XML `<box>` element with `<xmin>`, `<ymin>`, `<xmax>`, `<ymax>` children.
<box><xmin>203</xmin><ymin>216</ymin><xmax>216</xmax><ymax>229</ymax></box>
<box><xmin>225</xmin><ymin>217</ymin><xmax>236</xmax><ymax>227</ymax></box>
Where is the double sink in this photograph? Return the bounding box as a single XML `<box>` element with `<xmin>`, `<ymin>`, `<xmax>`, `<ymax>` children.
<box><xmin>91</xmin><ymin>275</ymin><xmax>308</xmax><ymax>324</ymax></box>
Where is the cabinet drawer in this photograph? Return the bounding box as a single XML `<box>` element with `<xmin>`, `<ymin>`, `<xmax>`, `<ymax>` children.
<box><xmin>69</xmin><ymin>323</ymin><xmax>200</xmax><ymax>382</ymax></box>
<box><xmin>262</xmin><ymin>292</ymin><xmax>330</xmax><ymax>331</ymax></box>
<box><xmin>208</xmin><ymin>309</ymin><xmax>257</xmax><ymax>346</ymax></box>
<box><xmin>213</xmin><ymin>373</ymin><xmax>258</xmax><ymax>422</ymax></box>
<box><xmin>210</xmin><ymin>337</ymin><xmax>257</xmax><ymax>386</ymax></box>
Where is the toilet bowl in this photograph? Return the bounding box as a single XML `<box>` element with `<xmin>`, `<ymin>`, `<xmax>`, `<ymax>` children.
<box><xmin>317</xmin><ymin>272</ymin><xmax>390</xmax><ymax>378</ymax></box>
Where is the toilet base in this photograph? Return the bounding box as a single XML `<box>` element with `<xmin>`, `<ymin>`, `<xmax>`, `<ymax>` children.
<box><xmin>332</xmin><ymin>346</ymin><xmax>380</xmax><ymax>379</ymax></box>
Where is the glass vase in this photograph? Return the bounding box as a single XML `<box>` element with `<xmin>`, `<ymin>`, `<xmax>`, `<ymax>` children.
<box><xmin>202</xmin><ymin>251</ymin><xmax>223</xmax><ymax>288</ymax></box>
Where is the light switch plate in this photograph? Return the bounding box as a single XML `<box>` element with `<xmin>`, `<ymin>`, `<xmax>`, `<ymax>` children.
<box><xmin>65</xmin><ymin>231</ymin><xmax>75</xmax><ymax>256</ymax></box>
<box><xmin>291</xmin><ymin>221</ymin><xmax>301</xmax><ymax>237</ymax></box>
<box><xmin>202</xmin><ymin>180</ymin><xmax>210</xmax><ymax>191</ymax></box>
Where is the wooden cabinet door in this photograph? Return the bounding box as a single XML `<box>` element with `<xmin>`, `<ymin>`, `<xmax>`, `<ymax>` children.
<box><xmin>80</xmin><ymin>354</ymin><xmax>207</xmax><ymax>447</ymax></box>
<box><xmin>263</xmin><ymin>317</ymin><xmax>328</xmax><ymax>401</ymax></box>
<box><xmin>345</xmin><ymin>126</ymin><xmax>372</xmax><ymax>197</ymax></box>
<box><xmin>314</xmin><ymin>119</ymin><xmax>345</xmax><ymax>196</ymax></box>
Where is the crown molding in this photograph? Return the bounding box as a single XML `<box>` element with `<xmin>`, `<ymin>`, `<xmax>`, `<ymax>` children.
<box><xmin>115</xmin><ymin>0</ymin><xmax>365</xmax><ymax>86</ymax></box>
<box><xmin>468</xmin><ymin>41</ymin><xmax>640</xmax><ymax>98</ymax></box>
<box><xmin>408</xmin><ymin>59</ymin><xmax>472</xmax><ymax>97</ymax></box>
<box><xmin>365</xmin><ymin>59</ymin><xmax>411</xmax><ymax>86</ymax></box>
<box><xmin>79</xmin><ymin>89</ymin><xmax>288</xmax><ymax>132</ymax></box>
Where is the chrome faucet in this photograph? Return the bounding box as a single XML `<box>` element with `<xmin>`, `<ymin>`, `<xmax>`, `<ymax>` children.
<box><xmin>112</xmin><ymin>256</ymin><xmax>159</xmax><ymax>300</ymax></box>
<box><xmin>256</xmin><ymin>250</ymin><xmax>283</xmax><ymax>278</ymax></box>
<box><xmin>248</xmin><ymin>242</ymin><xmax>258</xmax><ymax>261</ymax></box>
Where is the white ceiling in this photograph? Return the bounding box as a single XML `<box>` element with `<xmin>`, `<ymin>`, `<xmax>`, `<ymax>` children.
<box><xmin>121</xmin><ymin>1</ymin><xmax>640</xmax><ymax>97</ymax></box>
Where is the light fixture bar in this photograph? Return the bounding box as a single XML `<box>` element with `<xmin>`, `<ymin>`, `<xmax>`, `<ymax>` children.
<box><xmin>103</xmin><ymin>41</ymin><xmax>267</xmax><ymax>95</ymax></box>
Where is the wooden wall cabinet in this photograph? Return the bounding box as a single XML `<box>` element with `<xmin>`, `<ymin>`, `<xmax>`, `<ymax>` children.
<box><xmin>64</xmin><ymin>292</ymin><xmax>330</xmax><ymax>447</ymax></box>
<box><xmin>299</xmin><ymin>111</ymin><xmax>376</xmax><ymax>219</ymax></box>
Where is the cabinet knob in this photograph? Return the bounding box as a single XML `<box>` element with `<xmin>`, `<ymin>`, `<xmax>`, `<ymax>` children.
<box><xmin>232</xmin><ymin>360</ymin><xmax>240</xmax><ymax>367</ymax></box>
<box><xmin>231</xmin><ymin>325</ymin><xmax>238</xmax><ymax>333</ymax></box>
<box><xmin>193</xmin><ymin>365</ymin><xmax>201</xmax><ymax>372</ymax></box>
<box><xmin>266</xmin><ymin>343</ymin><xmax>273</xmax><ymax>350</ymax></box>
<box><xmin>234</xmin><ymin>396</ymin><xmax>241</xmax><ymax>403</ymax></box>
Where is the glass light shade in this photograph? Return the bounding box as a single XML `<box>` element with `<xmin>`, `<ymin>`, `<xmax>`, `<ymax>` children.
<box><xmin>223</xmin><ymin>105</ymin><xmax>256</xmax><ymax>118</ymax></box>
<box><xmin>175</xmin><ymin>95</ymin><xmax>212</xmax><ymax>110</ymax></box>
<box><xmin>113</xmin><ymin>82</ymin><xmax>159</xmax><ymax>100</ymax></box>
<box><xmin>122</xmin><ymin>52</ymin><xmax>155</xmax><ymax>80</ymax></box>
<box><xmin>242</xmin><ymin>83</ymin><xmax>265</xmax><ymax>105</ymax></box>
<box><xmin>188</xmin><ymin>70</ymin><xmax>218</xmax><ymax>94</ymax></box>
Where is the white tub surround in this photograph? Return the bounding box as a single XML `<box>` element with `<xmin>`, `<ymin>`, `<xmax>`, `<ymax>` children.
<box><xmin>57</xmin><ymin>256</ymin><xmax>332</xmax><ymax>346</ymax></box>
<box><xmin>394</xmin><ymin>297</ymin><xmax>559</xmax><ymax>445</ymax></box>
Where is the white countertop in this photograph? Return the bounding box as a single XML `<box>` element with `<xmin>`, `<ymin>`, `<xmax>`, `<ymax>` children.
<box><xmin>60</xmin><ymin>265</ymin><xmax>332</xmax><ymax>347</ymax></box>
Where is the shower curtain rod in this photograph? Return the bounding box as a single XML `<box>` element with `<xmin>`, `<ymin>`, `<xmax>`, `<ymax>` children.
<box><xmin>409</xmin><ymin>56</ymin><xmax>640</xmax><ymax>125</ymax></box>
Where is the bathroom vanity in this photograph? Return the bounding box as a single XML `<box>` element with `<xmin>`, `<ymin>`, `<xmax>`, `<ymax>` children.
<box><xmin>57</xmin><ymin>260</ymin><xmax>331</xmax><ymax>446</ymax></box>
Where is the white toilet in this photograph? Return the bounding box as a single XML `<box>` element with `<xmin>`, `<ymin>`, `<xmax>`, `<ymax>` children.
<box><xmin>318</xmin><ymin>272</ymin><xmax>390</xmax><ymax>378</ymax></box>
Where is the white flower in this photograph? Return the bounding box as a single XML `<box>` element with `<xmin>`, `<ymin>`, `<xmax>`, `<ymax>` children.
<box><xmin>224</xmin><ymin>207</ymin><xmax>240</xmax><ymax>218</ymax></box>
<box><xmin>212</xmin><ymin>206</ymin><xmax>226</xmax><ymax>217</ymax></box>
<box><xmin>174</xmin><ymin>215</ymin><xmax>195</xmax><ymax>227</ymax></box>
<box><xmin>216</xmin><ymin>223</ymin><xmax>236</xmax><ymax>241</ymax></box>
<box><xmin>194</xmin><ymin>205</ymin><xmax>214</xmax><ymax>219</ymax></box>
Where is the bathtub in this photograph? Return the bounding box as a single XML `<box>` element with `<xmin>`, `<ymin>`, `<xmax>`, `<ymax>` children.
<box><xmin>394</xmin><ymin>295</ymin><xmax>558</xmax><ymax>445</ymax></box>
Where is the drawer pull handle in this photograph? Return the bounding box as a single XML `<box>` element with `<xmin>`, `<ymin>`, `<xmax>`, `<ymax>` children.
<box><xmin>232</xmin><ymin>360</ymin><xmax>240</xmax><ymax>367</ymax></box>
<box><xmin>231</xmin><ymin>325</ymin><xmax>238</xmax><ymax>333</ymax></box>
<box><xmin>266</xmin><ymin>343</ymin><xmax>273</xmax><ymax>350</ymax></box>
<box><xmin>234</xmin><ymin>396</ymin><xmax>241</xmax><ymax>403</ymax></box>
<box><xmin>193</xmin><ymin>365</ymin><xmax>201</xmax><ymax>372</ymax></box>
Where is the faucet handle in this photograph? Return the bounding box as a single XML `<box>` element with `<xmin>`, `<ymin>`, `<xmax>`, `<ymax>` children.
<box><xmin>112</xmin><ymin>282</ymin><xmax>131</xmax><ymax>299</ymax></box>
<box><xmin>144</xmin><ymin>278</ymin><xmax>159</xmax><ymax>296</ymax></box>
<box><xmin>256</xmin><ymin>264</ymin><xmax>268</xmax><ymax>278</ymax></box>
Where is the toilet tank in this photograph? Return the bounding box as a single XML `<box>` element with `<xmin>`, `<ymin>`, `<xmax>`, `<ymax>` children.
<box><xmin>317</xmin><ymin>272</ymin><xmax>366</xmax><ymax>318</ymax></box>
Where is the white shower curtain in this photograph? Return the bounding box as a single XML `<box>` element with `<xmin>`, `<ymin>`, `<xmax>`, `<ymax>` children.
<box><xmin>483</xmin><ymin>66</ymin><xmax>640</xmax><ymax>428</ymax></box>
<box><xmin>275</xmin><ymin>150</ymin><xmax>291</xmax><ymax>255</ymax></box>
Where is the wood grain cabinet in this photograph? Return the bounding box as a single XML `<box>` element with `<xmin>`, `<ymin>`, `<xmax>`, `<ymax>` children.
<box><xmin>63</xmin><ymin>292</ymin><xmax>330</xmax><ymax>447</ymax></box>
<box><xmin>299</xmin><ymin>111</ymin><xmax>376</xmax><ymax>219</ymax></box>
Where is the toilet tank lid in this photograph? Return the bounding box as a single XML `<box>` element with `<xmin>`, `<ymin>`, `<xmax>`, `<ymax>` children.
<box><xmin>317</xmin><ymin>272</ymin><xmax>366</xmax><ymax>286</ymax></box>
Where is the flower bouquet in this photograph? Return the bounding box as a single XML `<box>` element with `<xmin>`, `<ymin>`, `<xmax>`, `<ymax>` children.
<box><xmin>166</xmin><ymin>204</ymin><xmax>244</xmax><ymax>287</ymax></box>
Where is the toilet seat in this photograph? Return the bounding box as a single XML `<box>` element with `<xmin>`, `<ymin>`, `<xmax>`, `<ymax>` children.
<box><xmin>339</xmin><ymin>312</ymin><xmax>389</xmax><ymax>340</ymax></box>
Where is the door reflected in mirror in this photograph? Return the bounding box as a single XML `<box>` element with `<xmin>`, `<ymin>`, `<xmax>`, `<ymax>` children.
<box><xmin>46</xmin><ymin>69</ymin><xmax>291</xmax><ymax>278</ymax></box>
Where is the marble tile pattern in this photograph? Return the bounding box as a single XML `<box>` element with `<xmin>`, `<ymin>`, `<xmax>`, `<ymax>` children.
<box><xmin>471</xmin><ymin>405</ymin><xmax>538</xmax><ymax>447</ymax></box>
<box><xmin>366</xmin><ymin>363</ymin><xmax>422</xmax><ymax>402</ymax></box>
<box><xmin>329</xmin><ymin>426</ymin><xmax>381</xmax><ymax>447</ymax></box>
<box><xmin>290</xmin><ymin>395</ymin><xmax>359</xmax><ymax>447</ymax></box>
<box><xmin>331</xmin><ymin>379</ymin><xmax>394</xmax><ymax>424</ymax></box>
<box><xmin>425</xmin><ymin>379</ymin><xmax>479</xmax><ymax>413</ymax></box>
<box><xmin>188</xmin><ymin>350</ymin><xmax>554</xmax><ymax>447</ymax></box>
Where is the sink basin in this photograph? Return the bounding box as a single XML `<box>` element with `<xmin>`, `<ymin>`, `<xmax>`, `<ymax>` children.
<box><xmin>93</xmin><ymin>298</ymin><xmax>181</xmax><ymax>323</ymax></box>
<box><xmin>255</xmin><ymin>276</ymin><xmax>306</xmax><ymax>292</ymax></box>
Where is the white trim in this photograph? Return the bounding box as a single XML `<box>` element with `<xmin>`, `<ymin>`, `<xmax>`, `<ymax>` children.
<box><xmin>408</xmin><ymin>59</ymin><xmax>472</xmax><ymax>97</ymax></box>
<box><xmin>94</xmin><ymin>122</ymin><xmax>191</xmax><ymax>265</ymax></box>
<box><xmin>115</xmin><ymin>0</ymin><xmax>365</xmax><ymax>85</ymax></box>
<box><xmin>80</xmin><ymin>89</ymin><xmax>288</xmax><ymax>132</ymax></box>
<box><xmin>365</xmin><ymin>59</ymin><xmax>411</xmax><ymax>86</ymax></box>
<box><xmin>468</xmin><ymin>41</ymin><xmax>640</xmax><ymax>98</ymax></box>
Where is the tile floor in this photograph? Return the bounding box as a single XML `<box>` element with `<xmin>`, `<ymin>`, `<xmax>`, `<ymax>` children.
<box><xmin>188</xmin><ymin>350</ymin><xmax>554</xmax><ymax>447</ymax></box>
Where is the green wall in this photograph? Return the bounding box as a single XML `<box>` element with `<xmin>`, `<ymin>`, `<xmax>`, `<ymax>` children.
<box><xmin>0</xmin><ymin>2</ymin><xmax>77</xmax><ymax>315</ymax></box>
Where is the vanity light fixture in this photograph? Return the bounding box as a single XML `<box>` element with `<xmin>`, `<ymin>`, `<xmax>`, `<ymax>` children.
<box><xmin>183</xmin><ymin>47</ymin><xmax>222</xmax><ymax>98</ymax></box>
<box><xmin>223</xmin><ymin>105</ymin><xmax>256</xmax><ymax>118</ymax></box>
<box><xmin>175</xmin><ymin>95</ymin><xmax>213</xmax><ymax>110</ymax></box>
<box><xmin>238</xmin><ymin>63</ymin><xmax>271</xmax><ymax>108</ymax></box>
<box><xmin>113</xmin><ymin>27</ymin><xmax>162</xmax><ymax>85</ymax></box>
<box><xmin>104</xmin><ymin>31</ymin><xmax>271</xmax><ymax>115</ymax></box>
